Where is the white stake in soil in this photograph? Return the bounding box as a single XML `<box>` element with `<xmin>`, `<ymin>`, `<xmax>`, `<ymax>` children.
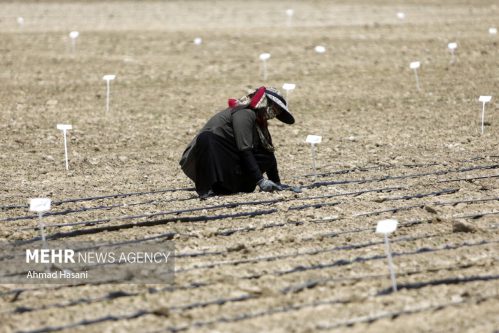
<box><xmin>282</xmin><ymin>83</ymin><xmax>296</xmax><ymax>101</ymax></box>
<box><xmin>259</xmin><ymin>53</ymin><xmax>271</xmax><ymax>81</ymax></box>
<box><xmin>17</xmin><ymin>17</ymin><xmax>24</xmax><ymax>29</ymax></box>
<box><xmin>314</xmin><ymin>45</ymin><xmax>326</xmax><ymax>54</ymax></box>
<box><xmin>102</xmin><ymin>74</ymin><xmax>116</xmax><ymax>113</ymax></box>
<box><xmin>396</xmin><ymin>12</ymin><xmax>405</xmax><ymax>20</ymax></box>
<box><xmin>29</xmin><ymin>198</ymin><xmax>51</xmax><ymax>248</ymax></box>
<box><xmin>409</xmin><ymin>61</ymin><xmax>421</xmax><ymax>91</ymax></box>
<box><xmin>69</xmin><ymin>31</ymin><xmax>79</xmax><ymax>53</ymax></box>
<box><xmin>56</xmin><ymin>124</ymin><xmax>72</xmax><ymax>170</ymax></box>
<box><xmin>448</xmin><ymin>42</ymin><xmax>457</xmax><ymax>64</ymax></box>
<box><xmin>305</xmin><ymin>135</ymin><xmax>322</xmax><ymax>180</ymax></box>
<box><xmin>193</xmin><ymin>37</ymin><xmax>202</xmax><ymax>45</ymax></box>
<box><xmin>376</xmin><ymin>219</ymin><xmax>398</xmax><ymax>292</ymax></box>
<box><xmin>478</xmin><ymin>96</ymin><xmax>492</xmax><ymax>135</ymax></box>
<box><xmin>489</xmin><ymin>27</ymin><xmax>497</xmax><ymax>35</ymax></box>
<box><xmin>286</xmin><ymin>9</ymin><xmax>294</xmax><ymax>27</ymax></box>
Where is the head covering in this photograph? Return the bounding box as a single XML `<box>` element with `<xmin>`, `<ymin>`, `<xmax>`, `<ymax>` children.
<box><xmin>228</xmin><ymin>86</ymin><xmax>295</xmax><ymax>124</ymax></box>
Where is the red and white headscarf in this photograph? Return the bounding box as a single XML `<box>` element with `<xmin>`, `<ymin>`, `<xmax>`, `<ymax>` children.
<box><xmin>228</xmin><ymin>86</ymin><xmax>294</xmax><ymax>124</ymax></box>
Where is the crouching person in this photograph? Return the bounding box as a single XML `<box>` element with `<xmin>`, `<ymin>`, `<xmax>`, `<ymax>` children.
<box><xmin>179</xmin><ymin>86</ymin><xmax>295</xmax><ymax>199</ymax></box>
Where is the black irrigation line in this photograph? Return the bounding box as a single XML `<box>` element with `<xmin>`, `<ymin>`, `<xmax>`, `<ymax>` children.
<box><xmin>379</xmin><ymin>188</ymin><xmax>459</xmax><ymax>201</ymax></box>
<box><xmin>1</xmin><ymin>158</ymin><xmax>496</xmax><ymax>216</ymax></box>
<box><xmin>354</xmin><ymin>194</ymin><xmax>499</xmax><ymax>218</ymax></box>
<box><xmin>3</xmin><ymin>239</ymin><xmax>496</xmax><ymax>330</ymax></box>
<box><xmin>455</xmin><ymin>210</ymin><xmax>499</xmax><ymax>219</ymax></box>
<box><xmin>304</xmin><ymin>163</ymin><xmax>499</xmax><ymax>189</ymax></box>
<box><xmin>188</xmin><ymin>215</ymin><xmax>448</xmax><ymax>261</ymax></box>
<box><xmin>269</xmin><ymin>240</ymin><xmax>497</xmax><ymax>278</ymax></box>
<box><xmin>16</xmin><ymin>185</ymin><xmax>404</xmax><ymax>232</ymax></box>
<box><xmin>0</xmin><ymin>196</ymin><xmax>196</xmax><ymax>223</ymax></box>
<box><xmin>3</xmin><ymin>161</ymin><xmax>498</xmax><ymax>225</ymax></box>
<box><xmin>159</xmin><ymin>281</ymin><xmax>499</xmax><ymax>332</ymax></box>
<box><xmin>280</xmin><ymin>260</ymin><xmax>493</xmax><ymax>294</ymax></box>
<box><xmin>378</xmin><ymin>274</ymin><xmax>499</xmax><ymax>295</ymax></box>
<box><xmin>0</xmin><ymin>185</ymin><xmax>495</xmax><ymax>299</ymax></box>
<box><xmin>39</xmin><ymin>212</ymin><xmax>496</xmax><ymax>277</ymax></box>
<box><xmin>0</xmin><ymin>232</ymin><xmax>178</xmax><ymax>264</ymax></box>
<box><xmin>4</xmin><ymin>258</ymin><xmax>485</xmax><ymax>317</ymax></box>
<box><xmin>3</xmin><ymin>228</ymin><xmax>496</xmax><ymax>308</ymax></box>
<box><xmin>16</xmin><ymin>294</ymin><xmax>256</xmax><ymax>333</ymax></box>
<box><xmin>12</xmin><ymin>262</ymin><xmax>497</xmax><ymax>333</ymax></box>
<box><xmin>13</xmin><ymin>185</ymin><xmax>461</xmax><ymax>242</ymax></box>
<box><xmin>21</xmin><ymin>209</ymin><xmax>278</xmax><ymax>244</ymax></box>
<box><xmin>298</xmin><ymin>161</ymin><xmax>442</xmax><ymax>179</ymax></box>
<box><xmin>1</xmin><ymin>162</ymin><xmax>498</xmax><ymax>326</ymax></box>
<box><xmin>307</xmin><ymin>155</ymin><xmax>499</xmax><ymax>180</ymax></box>
<box><xmin>0</xmin><ymin>222</ymin><xmax>487</xmax><ymax>300</ymax></box>
<box><xmin>316</xmin><ymin>294</ymin><xmax>499</xmax><ymax>331</ymax></box>
<box><xmin>1</xmin><ymin>218</ymin><xmax>465</xmax><ymax>282</ymax></box>
<box><xmin>5</xmin><ymin>186</ymin><xmax>404</xmax><ymax>225</ymax></box>
<box><xmin>6</xmin><ymin>194</ymin><xmax>301</xmax><ymax>225</ymax></box>
<box><xmin>0</xmin><ymin>159</ymin><xmax>449</xmax><ymax>212</ymax></box>
<box><xmin>0</xmin><ymin>187</ymin><xmax>196</xmax><ymax>212</ymax></box>
<box><xmin>305</xmin><ymin>194</ymin><xmax>499</xmax><ymax>224</ymax></box>
<box><xmin>438</xmin><ymin>173</ymin><xmax>499</xmax><ymax>183</ymax></box>
<box><xmin>0</xmin><ymin>216</ymin><xmax>441</xmax><ymax>299</ymax></box>
<box><xmin>175</xmin><ymin>229</ymin><xmax>496</xmax><ymax>274</ymax></box>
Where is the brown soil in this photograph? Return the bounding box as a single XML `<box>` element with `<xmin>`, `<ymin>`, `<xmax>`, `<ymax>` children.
<box><xmin>0</xmin><ymin>1</ymin><xmax>498</xmax><ymax>332</ymax></box>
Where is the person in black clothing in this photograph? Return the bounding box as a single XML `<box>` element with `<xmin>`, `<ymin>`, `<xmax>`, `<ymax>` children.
<box><xmin>179</xmin><ymin>86</ymin><xmax>295</xmax><ymax>199</ymax></box>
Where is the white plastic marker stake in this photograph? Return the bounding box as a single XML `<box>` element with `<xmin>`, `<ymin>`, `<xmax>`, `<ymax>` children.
<box><xmin>282</xmin><ymin>83</ymin><xmax>296</xmax><ymax>100</ymax></box>
<box><xmin>448</xmin><ymin>42</ymin><xmax>457</xmax><ymax>64</ymax></box>
<box><xmin>29</xmin><ymin>198</ymin><xmax>51</xmax><ymax>248</ymax></box>
<box><xmin>69</xmin><ymin>31</ymin><xmax>79</xmax><ymax>53</ymax></box>
<box><xmin>376</xmin><ymin>219</ymin><xmax>398</xmax><ymax>292</ymax></box>
<box><xmin>193</xmin><ymin>37</ymin><xmax>202</xmax><ymax>45</ymax></box>
<box><xmin>409</xmin><ymin>61</ymin><xmax>421</xmax><ymax>91</ymax></box>
<box><xmin>305</xmin><ymin>135</ymin><xmax>322</xmax><ymax>180</ymax></box>
<box><xmin>489</xmin><ymin>27</ymin><xmax>497</xmax><ymax>35</ymax></box>
<box><xmin>17</xmin><ymin>17</ymin><xmax>24</xmax><ymax>28</ymax></box>
<box><xmin>56</xmin><ymin>124</ymin><xmax>72</xmax><ymax>170</ymax></box>
<box><xmin>102</xmin><ymin>74</ymin><xmax>116</xmax><ymax>113</ymax></box>
<box><xmin>314</xmin><ymin>45</ymin><xmax>326</xmax><ymax>54</ymax></box>
<box><xmin>396</xmin><ymin>12</ymin><xmax>405</xmax><ymax>20</ymax></box>
<box><xmin>286</xmin><ymin>9</ymin><xmax>294</xmax><ymax>27</ymax></box>
<box><xmin>478</xmin><ymin>96</ymin><xmax>492</xmax><ymax>135</ymax></box>
<box><xmin>259</xmin><ymin>53</ymin><xmax>271</xmax><ymax>81</ymax></box>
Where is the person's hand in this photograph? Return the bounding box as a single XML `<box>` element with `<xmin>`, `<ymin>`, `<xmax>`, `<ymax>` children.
<box><xmin>278</xmin><ymin>183</ymin><xmax>302</xmax><ymax>193</ymax></box>
<box><xmin>257</xmin><ymin>178</ymin><xmax>283</xmax><ymax>192</ymax></box>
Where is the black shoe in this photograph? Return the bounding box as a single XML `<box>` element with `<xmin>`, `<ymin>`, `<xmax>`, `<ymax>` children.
<box><xmin>199</xmin><ymin>189</ymin><xmax>215</xmax><ymax>200</ymax></box>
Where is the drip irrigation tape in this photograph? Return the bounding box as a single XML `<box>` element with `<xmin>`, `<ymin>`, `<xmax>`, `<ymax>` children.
<box><xmin>438</xmin><ymin>174</ymin><xmax>499</xmax><ymax>183</ymax></box>
<box><xmin>316</xmin><ymin>294</ymin><xmax>499</xmax><ymax>330</ymax></box>
<box><xmin>0</xmin><ymin>196</ymin><xmax>196</xmax><ymax>223</ymax></box>
<box><xmin>162</xmin><ymin>286</ymin><xmax>499</xmax><ymax>332</ymax></box>
<box><xmin>305</xmin><ymin>164</ymin><xmax>499</xmax><ymax>189</ymax></box>
<box><xmin>281</xmin><ymin>261</ymin><xmax>493</xmax><ymax>294</ymax></box>
<box><xmin>0</xmin><ymin>187</ymin><xmax>195</xmax><ymax>212</ymax></box>
<box><xmin>298</xmin><ymin>161</ymin><xmax>442</xmax><ymax>179</ymax></box>
<box><xmin>21</xmin><ymin>209</ymin><xmax>278</xmax><ymax>243</ymax></box>
<box><xmin>2</xmin><ymin>159</ymin><xmax>496</xmax><ymax>214</ymax></box>
<box><xmin>3</xmin><ymin>241</ymin><xmax>495</xmax><ymax>323</ymax></box>
<box><xmin>5</xmin><ymin>198</ymin><xmax>283</xmax><ymax>224</ymax></box>
<box><xmin>15</xmin><ymin>186</ymin><xmax>402</xmax><ymax>230</ymax></box>
<box><xmin>16</xmin><ymin>295</ymin><xmax>255</xmax><ymax>333</ymax></box>
<box><xmin>5</xmin><ymin>260</ymin><xmax>486</xmax><ymax>317</ymax></box>
<box><xmin>378</xmin><ymin>274</ymin><xmax>499</xmax><ymax>295</ymax></box>
<box><xmin>177</xmin><ymin>235</ymin><xmax>496</xmax><ymax>275</ymax></box>
<box><xmin>272</xmin><ymin>240</ymin><xmax>495</xmax><ymax>277</ymax></box>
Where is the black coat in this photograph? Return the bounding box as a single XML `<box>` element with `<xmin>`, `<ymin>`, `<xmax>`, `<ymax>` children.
<box><xmin>179</xmin><ymin>106</ymin><xmax>280</xmax><ymax>195</ymax></box>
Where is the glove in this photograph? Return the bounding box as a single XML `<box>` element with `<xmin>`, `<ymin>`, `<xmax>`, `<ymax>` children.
<box><xmin>279</xmin><ymin>183</ymin><xmax>302</xmax><ymax>193</ymax></box>
<box><xmin>257</xmin><ymin>178</ymin><xmax>283</xmax><ymax>192</ymax></box>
